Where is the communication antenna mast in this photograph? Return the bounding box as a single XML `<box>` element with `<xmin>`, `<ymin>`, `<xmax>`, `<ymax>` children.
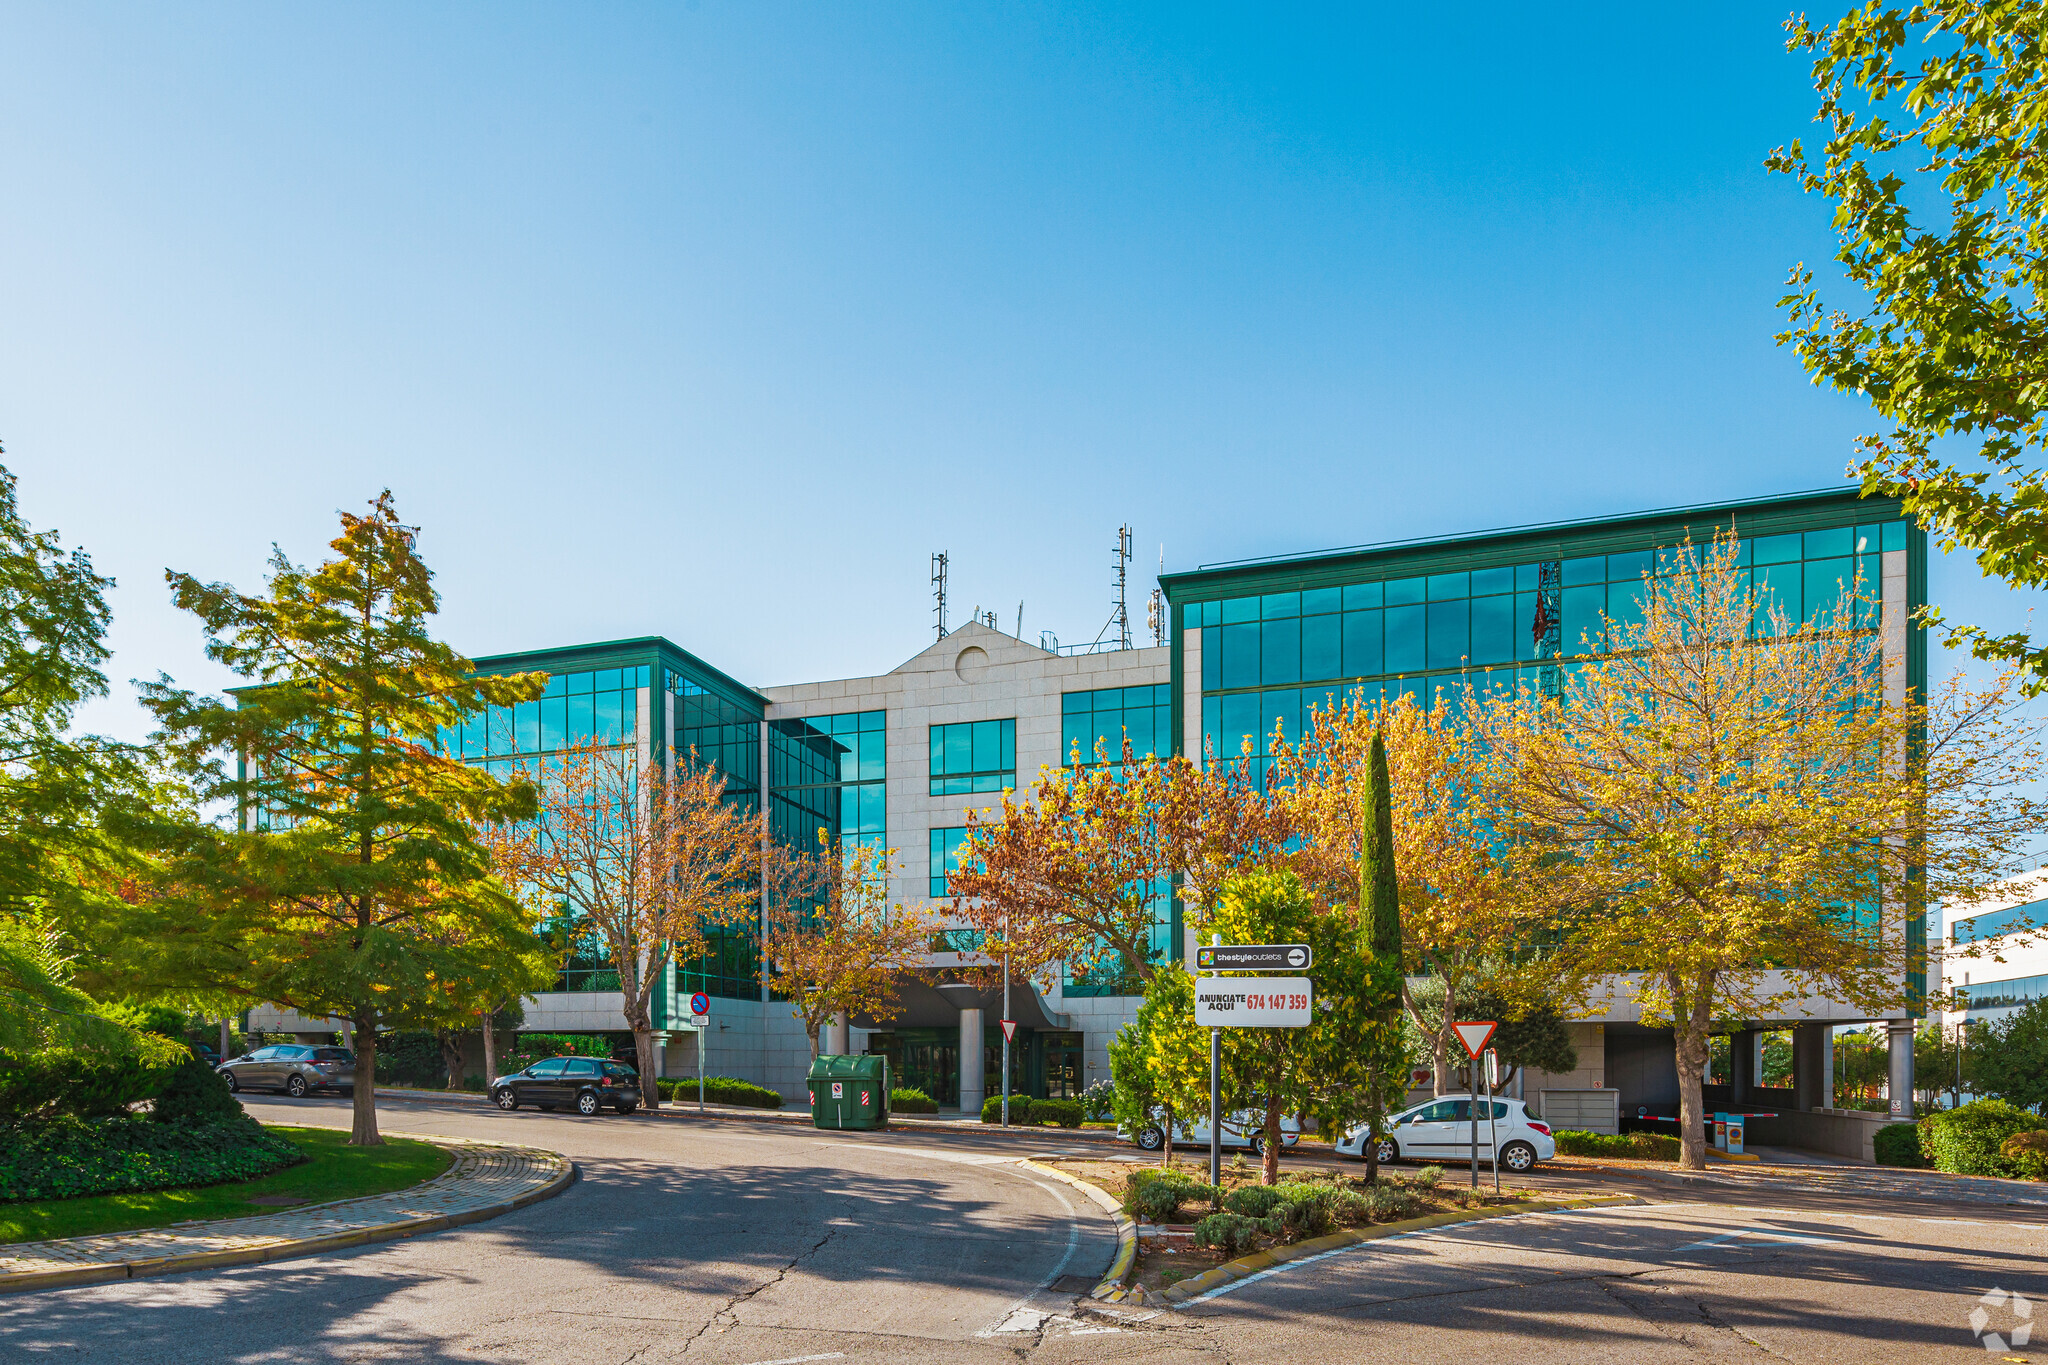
<box><xmin>1147</xmin><ymin>587</ymin><xmax>1167</xmax><ymax>647</ymax></box>
<box><xmin>932</xmin><ymin>552</ymin><xmax>949</xmax><ymax>641</ymax></box>
<box><xmin>1015</xmin><ymin>601</ymin><xmax>1023</xmax><ymax>638</ymax></box>
<box><xmin>1113</xmin><ymin>525</ymin><xmax>1133</xmax><ymax>651</ymax></box>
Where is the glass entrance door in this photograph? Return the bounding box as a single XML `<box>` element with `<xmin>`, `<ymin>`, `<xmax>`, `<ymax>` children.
<box><xmin>1040</xmin><ymin>1031</ymin><xmax>1083</xmax><ymax>1099</ymax></box>
<box><xmin>866</xmin><ymin>1029</ymin><xmax>959</xmax><ymax>1107</ymax></box>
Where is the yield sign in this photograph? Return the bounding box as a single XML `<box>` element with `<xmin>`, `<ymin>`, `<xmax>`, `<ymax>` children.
<box><xmin>1000</xmin><ymin>1020</ymin><xmax>1018</xmax><ymax>1042</ymax></box>
<box><xmin>1452</xmin><ymin>1021</ymin><xmax>1498</xmax><ymax>1059</ymax></box>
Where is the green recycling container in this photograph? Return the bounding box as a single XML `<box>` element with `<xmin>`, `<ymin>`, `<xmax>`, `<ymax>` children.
<box><xmin>807</xmin><ymin>1055</ymin><xmax>890</xmax><ymax>1130</ymax></box>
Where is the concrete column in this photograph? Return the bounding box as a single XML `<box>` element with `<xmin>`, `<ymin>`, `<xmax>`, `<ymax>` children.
<box><xmin>959</xmin><ymin>1007</ymin><xmax>985</xmax><ymax>1114</ymax></box>
<box><xmin>828</xmin><ymin>1011</ymin><xmax>850</xmax><ymax>1056</ymax></box>
<box><xmin>1792</xmin><ymin>1023</ymin><xmax>1832</xmax><ymax>1110</ymax></box>
<box><xmin>1888</xmin><ymin>1020</ymin><xmax>1915</xmax><ymax>1119</ymax></box>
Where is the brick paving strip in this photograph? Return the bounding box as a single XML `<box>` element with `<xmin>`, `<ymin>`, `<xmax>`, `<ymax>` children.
<box><xmin>0</xmin><ymin>1129</ymin><xmax>574</xmax><ymax>1296</ymax></box>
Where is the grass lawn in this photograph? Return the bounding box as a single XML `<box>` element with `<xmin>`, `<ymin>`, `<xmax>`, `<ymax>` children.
<box><xmin>0</xmin><ymin>1126</ymin><xmax>453</xmax><ymax>1245</ymax></box>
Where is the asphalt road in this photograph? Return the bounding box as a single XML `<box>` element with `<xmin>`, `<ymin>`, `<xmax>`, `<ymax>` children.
<box><xmin>3</xmin><ymin>1091</ymin><xmax>2046</xmax><ymax>1363</ymax></box>
<box><xmin>0</xmin><ymin>1092</ymin><xmax>1122</xmax><ymax>1364</ymax></box>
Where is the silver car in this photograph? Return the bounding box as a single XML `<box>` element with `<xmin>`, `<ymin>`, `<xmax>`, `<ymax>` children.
<box><xmin>217</xmin><ymin>1044</ymin><xmax>356</xmax><ymax>1098</ymax></box>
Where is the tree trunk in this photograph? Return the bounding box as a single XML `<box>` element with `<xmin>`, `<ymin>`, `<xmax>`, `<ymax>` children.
<box><xmin>632</xmin><ymin>1021</ymin><xmax>661</xmax><ymax>1110</ymax></box>
<box><xmin>439</xmin><ymin>1029</ymin><xmax>464</xmax><ymax>1089</ymax></box>
<box><xmin>480</xmin><ymin>1008</ymin><xmax>497</xmax><ymax>1089</ymax></box>
<box><xmin>1161</xmin><ymin>1104</ymin><xmax>1174</xmax><ymax>1170</ymax></box>
<box><xmin>350</xmin><ymin>1017</ymin><xmax>382</xmax><ymax>1146</ymax></box>
<box><xmin>1674</xmin><ymin>1022</ymin><xmax>1709</xmax><ymax>1170</ymax></box>
<box><xmin>1261</xmin><ymin>1094</ymin><xmax>1282</xmax><ymax>1186</ymax></box>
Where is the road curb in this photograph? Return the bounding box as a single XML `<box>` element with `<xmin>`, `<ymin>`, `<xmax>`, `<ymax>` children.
<box><xmin>1017</xmin><ymin>1159</ymin><xmax>1138</xmax><ymax>1300</ymax></box>
<box><xmin>0</xmin><ymin>1132</ymin><xmax>576</xmax><ymax>1296</ymax></box>
<box><xmin>1156</xmin><ymin>1193</ymin><xmax>1649</xmax><ymax>1305</ymax></box>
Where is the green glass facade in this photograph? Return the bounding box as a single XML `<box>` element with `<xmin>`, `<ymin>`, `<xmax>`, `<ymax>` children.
<box><xmin>1164</xmin><ymin>489</ymin><xmax>1931</xmax><ymax>1010</ymax></box>
<box><xmin>771</xmin><ymin>709</ymin><xmax>886</xmax><ymax>860</ymax></box>
<box><xmin>1062</xmin><ymin>684</ymin><xmax>1172</xmax><ymax>766</ymax></box>
<box><xmin>929</xmin><ymin>826</ymin><xmax>974</xmax><ymax>898</ymax></box>
<box><xmin>929</xmin><ymin>718</ymin><xmax>1016</xmax><ymax>794</ymax></box>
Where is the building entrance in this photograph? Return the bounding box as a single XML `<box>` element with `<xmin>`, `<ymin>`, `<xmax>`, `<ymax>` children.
<box><xmin>864</xmin><ymin>1029</ymin><xmax>958</xmax><ymax>1107</ymax></box>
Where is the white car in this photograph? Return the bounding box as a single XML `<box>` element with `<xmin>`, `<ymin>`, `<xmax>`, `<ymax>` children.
<box><xmin>1335</xmin><ymin>1096</ymin><xmax>1555</xmax><ymax>1173</ymax></box>
<box><xmin>1125</xmin><ymin>1109</ymin><xmax>1303</xmax><ymax>1156</ymax></box>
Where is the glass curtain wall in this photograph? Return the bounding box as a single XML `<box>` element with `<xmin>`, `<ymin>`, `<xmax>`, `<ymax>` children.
<box><xmin>1058</xmin><ymin>683</ymin><xmax>1180</xmax><ymax>997</ymax></box>
<box><xmin>672</xmin><ymin>673</ymin><xmax>765</xmax><ymax>1001</ymax></box>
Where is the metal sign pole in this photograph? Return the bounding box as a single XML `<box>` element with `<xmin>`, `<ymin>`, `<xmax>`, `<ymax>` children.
<box><xmin>1209</xmin><ymin>933</ymin><xmax>1221</xmax><ymax>1188</ymax></box>
<box><xmin>1470</xmin><ymin>1077</ymin><xmax>1480</xmax><ymax>1190</ymax></box>
<box><xmin>697</xmin><ymin>1025</ymin><xmax>705</xmax><ymax>1113</ymax></box>
<box><xmin>1486</xmin><ymin>1050</ymin><xmax>1500</xmax><ymax>1195</ymax></box>
<box><xmin>1002</xmin><ymin>929</ymin><xmax>1012</xmax><ymax>1126</ymax></box>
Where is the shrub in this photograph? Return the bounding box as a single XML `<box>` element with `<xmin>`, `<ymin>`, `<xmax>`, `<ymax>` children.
<box><xmin>0</xmin><ymin>1048</ymin><xmax>183</xmax><ymax>1127</ymax></box>
<box><xmin>1552</xmin><ymin>1130</ymin><xmax>1681</xmax><ymax>1161</ymax></box>
<box><xmin>1192</xmin><ymin>1211</ymin><xmax>1263</xmax><ymax>1258</ymax></box>
<box><xmin>1365</xmin><ymin>1185</ymin><xmax>1422</xmax><ymax>1221</ymax></box>
<box><xmin>891</xmin><ymin>1088</ymin><xmax>938</xmax><ymax>1114</ymax></box>
<box><xmin>1035</xmin><ymin>1099</ymin><xmax>1083</xmax><ymax>1129</ymax></box>
<box><xmin>0</xmin><ymin>1115</ymin><xmax>305</xmax><ymax>1203</ymax></box>
<box><xmin>1124</xmin><ymin>1168</ymin><xmax>1219</xmax><ymax>1220</ymax></box>
<box><xmin>1331</xmin><ymin>1190</ymin><xmax>1373</xmax><ymax>1225</ymax></box>
<box><xmin>2000</xmin><ymin>1130</ymin><xmax>2048</xmax><ymax>1180</ymax></box>
<box><xmin>655</xmin><ymin>1076</ymin><xmax>783</xmax><ymax>1109</ymax></box>
<box><xmin>1080</xmin><ymin>1078</ymin><xmax>1115</xmax><ymax>1122</ymax></box>
<box><xmin>1270</xmin><ymin>1183</ymin><xmax>1336</xmax><ymax>1240</ymax></box>
<box><xmin>1873</xmin><ymin>1120</ymin><xmax>1924</xmax><ymax>1168</ymax></box>
<box><xmin>1413</xmin><ymin>1164</ymin><xmax>1444</xmax><ymax>1189</ymax></box>
<box><xmin>1223</xmin><ymin>1185</ymin><xmax>1285</xmax><ymax>1218</ymax></box>
<box><xmin>981</xmin><ymin>1095</ymin><xmax>1036</xmax><ymax>1123</ymax></box>
<box><xmin>150</xmin><ymin>1055</ymin><xmax>242</xmax><ymax>1126</ymax></box>
<box><xmin>1922</xmin><ymin>1100</ymin><xmax>2041</xmax><ymax>1177</ymax></box>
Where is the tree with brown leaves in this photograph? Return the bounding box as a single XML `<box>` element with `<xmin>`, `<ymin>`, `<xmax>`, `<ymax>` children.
<box><xmin>767</xmin><ymin>834</ymin><xmax>935</xmax><ymax>1059</ymax></box>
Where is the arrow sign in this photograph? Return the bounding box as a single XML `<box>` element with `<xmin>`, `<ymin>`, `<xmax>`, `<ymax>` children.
<box><xmin>1196</xmin><ymin>943</ymin><xmax>1313</xmax><ymax>972</ymax></box>
<box><xmin>1452</xmin><ymin>1020</ymin><xmax>1498</xmax><ymax>1059</ymax></box>
<box><xmin>1000</xmin><ymin>1020</ymin><xmax>1017</xmax><ymax>1042</ymax></box>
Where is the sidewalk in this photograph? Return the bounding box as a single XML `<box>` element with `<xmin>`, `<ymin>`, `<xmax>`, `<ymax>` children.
<box><xmin>0</xmin><ymin>1131</ymin><xmax>573</xmax><ymax>1294</ymax></box>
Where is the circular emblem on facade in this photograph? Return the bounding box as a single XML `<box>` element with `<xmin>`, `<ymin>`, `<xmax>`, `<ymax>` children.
<box><xmin>954</xmin><ymin>645</ymin><xmax>990</xmax><ymax>682</ymax></box>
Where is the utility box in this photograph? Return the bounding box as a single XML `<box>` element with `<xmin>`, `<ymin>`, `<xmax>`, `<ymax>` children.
<box><xmin>807</xmin><ymin>1055</ymin><xmax>890</xmax><ymax>1131</ymax></box>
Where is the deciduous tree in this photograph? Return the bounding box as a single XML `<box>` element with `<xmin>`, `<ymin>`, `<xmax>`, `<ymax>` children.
<box><xmin>1773</xmin><ymin>3</ymin><xmax>2048</xmax><ymax>685</ymax></box>
<box><xmin>1475</xmin><ymin>534</ymin><xmax>2042</xmax><ymax>1167</ymax></box>
<box><xmin>765</xmin><ymin>834</ymin><xmax>934</xmax><ymax>1060</ymax></box>
<box><xmin>131</xmin><ymin>493</ymin><xmax>556</xmax><ymax>1145</ymax></box>
<box><xmin>486</xmin><ymin>740</ymin><xmax>763</xmax><ymax>1107</ymax></box>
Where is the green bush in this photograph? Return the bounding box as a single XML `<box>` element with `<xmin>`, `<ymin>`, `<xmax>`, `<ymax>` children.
<box><xmin>1223</xmin><ymin>1185</ymin><xmax>1285</xmax><ymax>1218</ymax></box>
<box><xmin>1193</xmin><ymin>1211</ymin><xmax>1263</xmax><ymax>1258</ymax></box>
<box><xmin>0</xmin><ymin>1049</ymin><xmax>182</xmax><ymax>1127</ymax></box>
<box><xmin>2001</xmin><ymin>1130</ymin><xmax>2048</xmax><ymax>1180</ymax></box>
<box><xmin>1034</xmin><ymin>1099</ymin><xmax>1083</xmax><ymax>1128</ymax></box>
<box><xmin>1873</xmin><ymin>1120</ymin><xmax>1924</xmax><ymax>1168</ymax></box>
<box><xmin>1922</xmin><ymin>1100</ymin><xmax>2042</xmax><ymax>1177</ymax></box>
<box><xmin>981</xmin><ymin>1095</ymin><xmax>1036</xmax><ymax>1123</ymax></box>
<box><xmin>1551</xmin><ymin>1129</ymin><xmax>1682</xmax><ymax>1161</ymax></box>
<box><xmin>1269</xmin><ymin>1183</ymin><xmax>1337</xmax><ymax>1240</ymax></box>
<box><xmin>1122</xmin><ymin>1168</ymin><xmax>1219</xmax><ymax>1220</ymax></box>
<box><xmin>1365</xmin><ymin>1184</ymin><xmax>1423</xmax><ymax>1221</ymax></box>
<box><xmin>150</xmin><ymin>1055</ymin><xmax>242</xmax><ymax>1126</ymax></box>
<box><xmin>656</xmin><ymin>1076</ymin><xmax>784</xmax><ymax>1109</ymax></box>
<box><xmin>0</xmin><ymin>1115</ymin><xmax>305</xmax><ymax>1203</ymax></box>
<box><xmin>891</xmin><ymin>1088</ymin><xmax>938</xmax><ymax>1114</ymax></box>
<box><xmin>1413</xmin><ymin>1164</ymin><xmax>1444</xmax><ymax>1189</ymax></box>
<box><xmin>373</xmin><ymin>1031</ymin><xmax>449</xmax><ymax>1089</ymax></box>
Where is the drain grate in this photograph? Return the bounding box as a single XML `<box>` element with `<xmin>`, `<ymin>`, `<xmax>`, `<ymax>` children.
<box><xmin>1051</xmin><ymin>1275</ymin><xmax>1096</xmax><ymax>1294</ymax></box>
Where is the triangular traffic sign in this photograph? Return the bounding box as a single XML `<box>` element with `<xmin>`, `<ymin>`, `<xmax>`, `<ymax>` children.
<box><xmin>1452</xmin><ymin>1020</ymin><xmax>1498</xmax><ymax>1059</ymax></box>
<box><xmin>1001</xmin><ymin>1020</ymin><xmax>1018</xmax><ymax>1042</ymax></box>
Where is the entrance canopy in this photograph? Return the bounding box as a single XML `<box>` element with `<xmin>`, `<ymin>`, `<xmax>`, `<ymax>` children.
<box><xmin>851</xmin><ymin>975</ymin><xmax>1069</xmax><ymax>1032</ymax></box>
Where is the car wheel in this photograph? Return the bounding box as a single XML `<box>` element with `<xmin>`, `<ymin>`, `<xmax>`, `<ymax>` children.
<box><xmin>576</xmin><ymin>1090</ymin><xmax>601</xmax><ymax>1116</ymax></box>
<box><xmin>1502</xmin><ymin>1141</ymin><xmax>1537</xmax><ymax>1173</ymax></box>
<box><xmin>222</xmin><ymin>1070</ymin><xmax>239</xmax><ymax>1093</ymax></box>
<box><xmin>286</xmin><ymin>1074</ymin><xmax>308</xmax><ymax>1098</ymax></box>
<box><xmin>1135</xmin><ymin>1125</ymin><xmax>1165</xmax><ymax>1152</ymax></box>
<box><xmin>1249</xmin><ymin>1133</ymin><xmax>1267</xmax><ymax>1157</ymax></box>
<box><xmin>1374</xmin><ymin>1138</ymin><xmax>1399</xmax><ymax>1165</ymax></box>
<box><xmin>494</xmin><ymin>1088</ymin><xmax>518</xmax><ymax>1111</ymax></box>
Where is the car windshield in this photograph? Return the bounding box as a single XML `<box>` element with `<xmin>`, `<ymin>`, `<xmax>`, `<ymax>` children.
<box><xmin>528</xmin><ymin>1059</ymin><xmax>566</xmax><ymax>1076</ymax></box>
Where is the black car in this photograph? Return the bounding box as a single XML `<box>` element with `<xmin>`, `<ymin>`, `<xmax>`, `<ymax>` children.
<box><xmin>490</xmin><ymin>1056</ymin><xmax>640</xmax><ymax>1116</ymax></box>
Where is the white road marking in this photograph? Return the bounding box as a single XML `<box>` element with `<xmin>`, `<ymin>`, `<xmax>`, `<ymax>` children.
<box><xmin>1677</xmin><ymin>1228</ymin><xmax>1842</xmax><ymax>1250</ymax></box>
<box><xmin>738</xmin><ymin>1354</ymin><xmax>847</xmax><ymax>1365</ymax></box>
<box><xmin>978</xmin><ymin>1175</ymin><xmax>1083</xmax><ymax>1336</ymax></box>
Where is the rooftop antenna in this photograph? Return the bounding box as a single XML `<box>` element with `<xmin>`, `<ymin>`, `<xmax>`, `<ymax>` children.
<box><xmin>1147</xmin><ymin>587</ymin><xmax>1167</xmax><ymax>647</ymax></box>
<box><xmin>932</xmin><ymin>552</ymin><xmax>949</xmax><ymax>641</ymax></box>
<box><xmin>1015</xmin><ymin>601</ymin><xmax>1023</xmax><ymax>638</ymax></box>
<box><xmin>1113</xmin><ymin>524</ymin><xmax>1133</xmax><ymax>651</ymax></box>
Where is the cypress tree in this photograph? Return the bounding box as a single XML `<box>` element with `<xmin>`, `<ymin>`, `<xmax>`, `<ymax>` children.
<box><xmin>1364</xmin><ymin>728</ymin><xmax>1402</xmax><ymax>966</ymax></box>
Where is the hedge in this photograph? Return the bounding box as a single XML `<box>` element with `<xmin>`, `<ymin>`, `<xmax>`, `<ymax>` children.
<box><xmin>1873</xmin><ymin>1120</ymin><xmax>1923</xmax><ymax>1167</ymax></box>
<box><xmin>982</xmin><ymin>1095</ymin><xmax>1034</xmax><ymax>1123</ymax></box>
<box><xmin>0</xmin><ymin>1115</ymin><xmax>305</xmax><ymax>1203</ymax></box>
<box><xmin>1553</xmin><ymin>1129</ymin><xmax>1681</xmax><ymax>1161</ymax></box>
<box><xmin>1921</xmin><ymin>1100</ymin><xmax>2042</xmax><ymax>1178</ymax></box>
<box><xmin>654</xmin><ymin>1076</ymin><xmax>784</xmax><ymax>1109</ymax></box>
<box><xmin>977</xmin><ymin>1096</ymin><xmax>1082</xmax><ymax>1126</ymax></box>
<box><xmin>890</xmin><ymin>1088</ymin><xmax>938</xmax><ymax>1114</ymax></box>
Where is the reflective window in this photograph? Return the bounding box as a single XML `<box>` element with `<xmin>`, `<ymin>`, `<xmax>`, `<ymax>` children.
<box><xmin>1063</xmin><ymin>684</ymin><xmax>1171</xmax><ymax>765</ymax></box>
<box><xmin>929</xmin><ymin>719</ymin><xmax>1015</xmax><ymax>795</ymax></box>
<box><xmin>930</xmin><ymin>826</ymin><xmax>977</xmax><ymax>897</ymax></box>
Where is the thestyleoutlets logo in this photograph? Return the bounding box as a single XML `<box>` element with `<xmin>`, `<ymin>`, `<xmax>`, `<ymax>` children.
<box><xmin>1971</xmin><ymin>1287</ymin><xmax>2032</xmax><ymax>1353</ymax></box>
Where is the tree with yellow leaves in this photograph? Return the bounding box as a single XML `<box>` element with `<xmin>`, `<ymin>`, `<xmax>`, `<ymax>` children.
<box><xmin>1475</xmin><ymin>533</ymin><xmax>2043</xmax><ymax>1168</ymax></box>
<box><xmin>767</xmin><ymin>834</ymin><xmax>935</xmax><ymax>1059</ymax></box>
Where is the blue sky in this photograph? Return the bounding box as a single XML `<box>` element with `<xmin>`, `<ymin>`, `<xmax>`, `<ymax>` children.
<box><xmin>2</xmin><ymin>3</ymin><xmax>2037</xmax><ymax>741</ymax></box>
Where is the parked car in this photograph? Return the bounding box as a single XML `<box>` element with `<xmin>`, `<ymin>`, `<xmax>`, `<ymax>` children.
<box><xmin>490</xmin><ymin>1056</ymin><xmax>641</xmax><ymax>1116</ymax></box>
<box><xmin>1123</xmin><ymin>1108</ymin><xmax>1302</xmax><ymax>1156</ymax></box>
<box><xmin>217</xmin><ymin>1044</ymin><xmax>356</xmax><ymax>1098</ymax></box>
<box><xmin>1337</xmin><ymin>1095</ymin><xmax>1555</xmax><ymax>1173</ymax></box>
